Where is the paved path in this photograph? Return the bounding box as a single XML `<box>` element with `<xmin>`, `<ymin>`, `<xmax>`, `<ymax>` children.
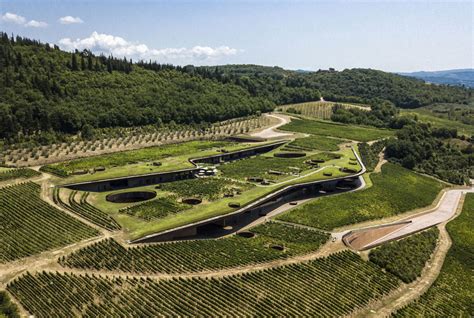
<box><xmin>250</xmin><ymin>113</ymin><xmax>293</xmax><ymax>139</ymax></box>
<box><xmin>339</xmin><ymin>185</ymin><xmax>473</xmax><ymax>250</ymax></box>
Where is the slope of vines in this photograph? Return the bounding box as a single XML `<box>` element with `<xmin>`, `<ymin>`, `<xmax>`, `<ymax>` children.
<box><xmin>0</xmin><ymin>182</ymin><xmax>99</xmax><ymax>263</ymax></box>
<box><xmin>9</xmin><ymin>251</ymin><xmax>401</xmax><ymax>317</ymax></box>
<box><xmin>53</xmin><ymin>188</ymin><xmax>121</xmax><ymax>231</ymax></box>
<box><xmin>0</xmin><ymin>168</ymin><xmax>40</xmax><ymax>182</ymax></box>
<box><xmin>369</xmin><ymin>227</ymin><xmax>439</xmax><ymax>283</ymax></box>
<box><xmin>392</xmin><ymin>194</ymin><xmax>474</xmax><ymax>317</ymax></box>
<box><xmin>59</xmin><ymin>222</ymin><xmax>329</xmax><ymax>274</ymax></box>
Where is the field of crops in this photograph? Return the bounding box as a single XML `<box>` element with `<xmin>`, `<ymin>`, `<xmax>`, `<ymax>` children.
<box><xmin>220</xmin><ymin>152</ymin><xmax>341</xmax><ymax>181</ymax></box>
<box><xmin>0</xmin><ymin>168</ymin><xmax>40</xmax><ymax>182</ymax></box>
<box><xmin>393</xmin><ymin>194</ymin><xmax>474</xmax><ymax>317</ymax></box>
<box><xmin>159</xmin><ymin>177</ymin><xmax>252</xmax><ymax>200</ymax></box>
<box><xmin>369</xmin><ymin>227</ymin><xmax>439</xmax><ymax>283</ymax></box>
<box><xmin>41</xmin><ymin>140</ymin><xmax>235</xmax><ymax>177</ymax></box>
<box><xmin>0</xmin><ymin>183</ymin><xmax>99</xmax><ymax>263</ymax></box>
<box><xmin>277</xmin><ymin>163</ymin><xmax>445</xmax><ymax>230</ymax></box>
<box><xmin>284</xmin><ymin>135</ymin><xmax>344</xmax><ymax>152</ymax></box>
<box><xmin>122</xmin><ymin>196</ymin><xmax>190</xmax><ymax>221</ymax></box>
<box><xmin>280</xmin><ymin>118</ymin><xmax>394</xmax><ymax>142</ymax></box>
<box><xmin>53</xmin><ymin>188</ymin><xmax>121</xmax><ymax>231</ymax></box>
<box><xmin>59</xmin><ymin>222</ymin><xmax>329</xmax><ymax>274</ymax></box>
<box><xmin>9</xmin><ymin>251</ymin><xmax>400</xmax><ymax>317</ymax></box>
<box><xmin>278</xmin><ymin>101</ymin><xmax>369</xmax><ymax>120</ymax></box>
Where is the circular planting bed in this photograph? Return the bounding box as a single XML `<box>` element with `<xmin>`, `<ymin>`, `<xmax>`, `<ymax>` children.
<box><xmin>274</xmin><ymin>152</ymin><xmax>306</xmax><ymax>158</ymax></box>
<box><xmin>237</xmin><ymin>231</ymin><xmax>255</xmax><ymax>238</ymax></box>
<box><xmin>323</xmin><ymin>172</ymin><xmax>333</xmax><ymax>176</ymax></box>
<box><xmin>106</xmin><ymin>191</ymin><xmax>156</xmax><ymax>203</ymax></box>
<box><xmin>228</xmin><ymin>202</ymin><xmax>241</xmax><ymax>208</ymax></box>
<box><xmin>182</xmin><ymin>197</ymin><xmax>202</xmax><ymax>205</ymax></box>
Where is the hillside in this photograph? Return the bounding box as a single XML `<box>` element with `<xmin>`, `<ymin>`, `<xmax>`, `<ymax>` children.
<box><xmin>0</xmin><ymin>33</ymin><xmax>471</xmax><ymax>144</ymax></box>
<box><xmin>400</xmin><ymin>69</ymin><xmax>474</xmax><ymax>88</ymax></box>
<box><xmin>203</xmin><ymin>65</ymin><xmax>471</xmax><ymax>107</ymax></box>
<box><xmin>0</xmin><ymin>33</ymin><xmax>273</xmax><ymax>140</ymax></box>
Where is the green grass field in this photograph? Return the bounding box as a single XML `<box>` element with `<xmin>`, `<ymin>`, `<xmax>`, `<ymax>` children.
<box><xmin>277</xmin><ymin>163</ymin><xmax>445</xmax><ymax>230</ymax></box>
<box><xmin>393</xmin><ymin>194</ymin><xmax>474</xmax><ymax>317</ymax></box>
<box><xmin>46</xmin><ymin>140</ymin><xmax>257</xmax><ymax>182</ymax></box>
<box><xmin>88</xmin><ymin>147</ymin><xmax>360</xmax><ymax>240</ymax></box>
<box><xmin>285</xmin><ymin>135</ymin><xmax>345</xmax><ymax>152</ymax></box>
<box><xmin>280</xmin><ymin>118</ymin><xmax>394</xmax><ymax>141</ymax></box>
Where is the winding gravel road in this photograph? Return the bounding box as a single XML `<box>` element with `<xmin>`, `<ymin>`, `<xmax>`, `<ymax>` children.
<box><xmin>250</xmin><ymin>113</ymin><xmax>293</xmax><ymax>139</ymax></box>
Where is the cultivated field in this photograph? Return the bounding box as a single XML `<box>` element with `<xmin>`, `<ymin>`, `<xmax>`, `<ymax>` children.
<box><xmin>0</xmin><ymin>183</ymin><xmax>99</xmax><ymax>263</ymax></box>
<box><xmin>8</xmin><ymin>251</ymin><xmax>400</xmax><ymax>317</ymax></box>
<box><xmin>369</xmin><ymin>227</ymin><xmax>439</xmax><ymax>283</ymax></box>
<box><xmin>277</xmin><ymin>100</ymin><xmax>369</xmax><ymax>119</ymax></box>
<box><xmin>277</xmin><ymin>163</ymin><xmax>445</xmax><ymax>230</ymax></box>
<box><xmin>392</xmin><ymin>194</ymin><xmax>474</xmax><ymax>317</ymax></box>
<box><xmin>59</xmin><ymin>222</ymin><xmax>329</xmax><ymax>274</ymax></box>
<box><xmin>280</xmin><ymin>118</ymin><xmax>394</xmax><ymax>141</ymax></box>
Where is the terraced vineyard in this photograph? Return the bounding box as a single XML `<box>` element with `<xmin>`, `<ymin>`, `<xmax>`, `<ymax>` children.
<box><xmin>9</xmin><ymin>251</ymin><xmax>401</xmax><ymax>317</ymax></box>
<box><xmin>284</xmin><ymin>135</ymin><xmax>344</xmax><ymax>152</ymax></box>
<box><xmin>219</xmin><ymin>152</ymin><xmax>341</xmax><ymax>181</ymax></box>
<box><xmin>53</xmin><ymin>188</ymin><xmax>121</xmax><ymax>231</ymax></box>
<box><xmin>0</xmin><ymin>183</ymin><xmax>100</xmax><ymax>263</ymax></box>
<box><xmin>369</xmin><ymin>227</ymin><xmax>439</xmax><ymax>283</ymax></box>
<box><xmin>278</xmin><ymin>163</ymin><xmax>445</xmax><ymax>230</ymax></box>
<box><xmin>393</xmin><ymin>194</ymin><xmax>474</xmax><ymax>317</ymax></box>
<box><xmin>122</xmin><ymin>196</ymin><xmax>191</xmax><ymax>221</ymax></box>
<box><xmin>59</xmin><ymin>222</ymin><xmax>329</xmax><ymax>274</ymax></box>
<box><xmin>0</xmin><ymin>168</ymin><xmax>40</xmax><ymax>182</ymax></box>
<box><xmin>159</xmin><ymin>177</ymin><xmax>253</xmax><ymax>200</ymax></box>
<box><xmin>41</xmin><ymin>140</ymin><xmax>235</xmax><ymax>177</ymax></box>
<box><xmin>280</xmin><ymin>118</ymin><xmax>394</xmax><ymax>141</ymax></box>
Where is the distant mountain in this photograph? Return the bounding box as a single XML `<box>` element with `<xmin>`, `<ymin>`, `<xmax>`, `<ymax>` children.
<box><xmin>399</xmin><ymin>69</ymin><xmax>474</xmax><ymax>88</ymax></box>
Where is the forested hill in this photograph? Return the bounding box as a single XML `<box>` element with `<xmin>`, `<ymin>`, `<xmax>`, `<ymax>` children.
<box><xmin>199</xmin><ymin>65</ymin><xmax>471</xmax><ymax>108</ymax></box>
<box><xmin>0</xmin><ymin>33</ymin><xmax>273</xmax><ymax>140</ymax></box>
<box><xmin>0</xmin><ymin>32</ymin><xmax>471</xmax><ymax>142</ymax></box>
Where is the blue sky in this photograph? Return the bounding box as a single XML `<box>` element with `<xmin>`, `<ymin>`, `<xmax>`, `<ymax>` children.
<box><xmin>1</xmin><ymin>0</ymin><xmax>472</xmax><ymax>72</ymax></box>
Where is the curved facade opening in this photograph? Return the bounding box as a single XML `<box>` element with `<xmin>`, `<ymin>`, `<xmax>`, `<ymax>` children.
<box><xmin>106</xmin><ymin>191</ymin><xmax>157</xmax><ymax>203</ymax></box>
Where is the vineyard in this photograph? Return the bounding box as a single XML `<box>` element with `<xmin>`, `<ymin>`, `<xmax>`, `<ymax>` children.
<box><xmin>280</xmin><ymin>118</ymin><xmax>394</xmax><ymax>142</ymax></box>
<box><xmin>2</xmin><ymin>115</ymin><xmax>273</xmax><ymax>168</ymax></box>
<box><xmin>277</xmin><ymin>163</ymin><xmax>445</xmax><ymax>230</ymax></box>
<box><xmin>159</xmin><ymin>177</ymin><xmax>253</xmax><ymax>201</ymax></box>
<box><xmin>393</xmin><ymin>194</ymin><xmax>474</xmax><ymax>317</ymax></box>
<box><xmin>59</xmin><ymin>222</ymin><xmax>329</xmax><ymax>274</ymax></box>
<box><xmin>219</xmin><ymin>152</ymin><xmax>341</xmax><ymax>181</ymax></box>
<box><xmin>369</xmin><ymin>227</ymin><xmax>439</xmax><ymax>283</ymax></box>
<box><xmin>40</xmin><ymin>140</ymin><xmax>235</xmax><ymax>177</ymax></box>
<box><xmin>284</xmin><ymin>135</ymin><xmax>345</xmax><ymax>152</ymax></box>
<box><xmin>0</xmin><ymin>168</ymin><xmax>40</xmax><ymax>182</ymax></box>
<box><xmin>122</xmin><ymin>195</ymin><xmax>191</xmax><ymax>221</ymax></box>
<box><xmin>9</xmin><ymin>251</ymin><xmax>401</xmax><ymax>317</ymax></box>
<box><xmin>277</xmin><ymin>101</ymin><xmax>369</xmax><ymax>120</ymax></box>
<box><xmin>53</xmin><ymin>188</ymin><xmax>121</xmax><ymax>231</ymax></box>
<box><xmin>0</xmin><ymin>183</ymin><xmax>99</xmax><ymax>263</ymax></box>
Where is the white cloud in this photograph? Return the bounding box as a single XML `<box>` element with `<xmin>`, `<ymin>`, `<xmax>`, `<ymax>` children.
<box><xmin>58</xmin><ymin>32</ymin><xmax>239</xmax><ymax>63</ymax></box>
<box><xmin>25</xmin><ymin>20</ymin><xmax>48</xmax><ymax>28</ymax></box>
<box><xmin>59</xmin><ymin>16</ymin><xmax>83</xmax><ymax>24</ymax></box>
<box><xmin>1</xmin><ymin>12</ymin><xmax>26</xmax><ymax>25</ymax></box>
<box><xmin>1</xmin><ymin>12</ymin><xmax>47</xmax><ymax>28</ymax></box>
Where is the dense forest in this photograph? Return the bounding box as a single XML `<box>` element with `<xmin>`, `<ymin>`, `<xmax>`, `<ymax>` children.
<box><xmin>385</xmin><ymin>124</ymin><xmax>473</xmax><ymax>184</ymax></box>
<box><xmin>0</xmin><ymin>33</ymin><xmax>272</xmax><ymax>141</ymax></box>
<box><xmin>0</xmin><ymin>32</ymin><xmax>472</xmax><ymax>144</ymax></box>
<box><xmin>197</xmin><ymin>65</ymin><xmax>471</xmax><ymax>107</ymax></box>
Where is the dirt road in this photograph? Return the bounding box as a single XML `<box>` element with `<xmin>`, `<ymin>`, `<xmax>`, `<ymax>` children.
<box><xmin>250</xmin><ymin>113</ymin><xmax>293</xmax><ymax>139</ymax></box>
